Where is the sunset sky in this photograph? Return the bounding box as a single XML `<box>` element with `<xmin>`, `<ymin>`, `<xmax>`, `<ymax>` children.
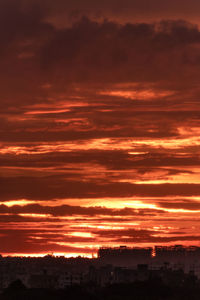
<box><xmin>1</xmin><ymin>0</ymin><xmax>200</xmax><ymax>257</ymax></box>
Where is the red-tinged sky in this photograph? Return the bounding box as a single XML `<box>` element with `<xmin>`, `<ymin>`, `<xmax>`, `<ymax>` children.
<box><xmin>1</xmin><ymin>0</ymin><xmax>200</xmax><ymax>257</ymax></box>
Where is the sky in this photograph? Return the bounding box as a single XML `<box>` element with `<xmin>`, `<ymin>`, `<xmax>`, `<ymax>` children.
<box><xmin>1</xmin><ymin>0</ymin><xmax>200</xmax><ymax>257</ymax></box>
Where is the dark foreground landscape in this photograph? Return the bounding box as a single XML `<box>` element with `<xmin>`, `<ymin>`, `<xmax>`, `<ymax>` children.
<box><xmin>1</xmin><ymin>278</ymin><xmax>200</xmax><ymax>300</ymax></box>
<box><xmin>1</xmin><ymin>246</ymin><xmax>200</xmax><ymax>300</ymax></box>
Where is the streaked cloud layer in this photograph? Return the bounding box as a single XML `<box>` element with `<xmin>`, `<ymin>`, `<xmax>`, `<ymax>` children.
<box><xmin>1</xmin><ymin>0</ymin><xmax>200</xmax><ymax>256</ymax></box>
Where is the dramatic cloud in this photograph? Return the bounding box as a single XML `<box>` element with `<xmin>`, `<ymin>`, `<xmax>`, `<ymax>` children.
<box><xmin>1</xmin><ymin>0</ymin><xmax>200</xmax><ymax>256</ymax></box>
